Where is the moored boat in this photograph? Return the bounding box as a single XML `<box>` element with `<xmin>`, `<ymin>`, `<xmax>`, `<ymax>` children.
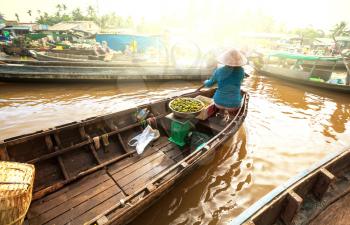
<box><xmin>33</xmin><ymin>51</ymin><xmax>167</xmax><ymax>64</ymax></box>
<box><xmin>0</xmin><ymin>88</ymin><xmax>249</xmax><ymax>225</ymax></box>
<box><xmin>33</xmin><ymin>51</ymin><xmax>93</xmax><ymax>62</ymax></box>
<box><xmin>0</xmin><ymin>63</ymin><xmax>213</xmax><ymax>82</ymax></box>
<box><xmin>231</xmin><ymin>147</ymin><xmax>350</xmax><ymax>225</ymax></box>
<box><xmin>254</xmin><ymin>52</ymin><xmax>350</xmax><ymax>93</ymax></box>
<box><xmin>0</xmin><ymin>59</ymin><xmax>169</xmax><ymax>67</ymax></box>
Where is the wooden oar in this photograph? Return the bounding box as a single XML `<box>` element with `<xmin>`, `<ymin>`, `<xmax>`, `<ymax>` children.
<box><xmin>195</xmin><ymin>84</ymin><xmax>206</xmax><ymax>92</ymax></box>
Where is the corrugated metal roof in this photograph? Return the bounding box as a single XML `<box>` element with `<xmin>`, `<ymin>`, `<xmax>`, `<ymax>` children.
<box><xmin>49</xmin><ymin>22</ymin><xmax>78</xmax><ymax>31</ymax></box>
<box><xmin>48</xmin><ymin>21</ymin><xmax>99</xmax><ymax>33</ymax></box>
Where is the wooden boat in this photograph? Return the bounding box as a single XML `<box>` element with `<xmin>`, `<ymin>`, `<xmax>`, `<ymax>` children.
<box><xmin>231</xmin><ymin>147</ymin><xmax>350</xmax><ymax>225</ymax></box>
<box><xmin>254</xmin><ymin>52</ymin><xmax>350</xmax><ymax>93</ymax></box>
<box><xmin>49</xmin><ymin>49</ymin><xmax>97</xmax><ymax>56</ymax></box>
<box><xmin>0</xmin><ymin>63</ymin><xmax>213</xmax><ymax>82</ymax></box>
<box><xmin>33</xmin><ymin>51</ymin><xmax>99</xmax><ymax>62</ymax></box>
<box><xmin>249</xmin><ymin>51</ymin><xmax>346</xmax><ymax>70</ymax></box>
<box><xmin>0</xmin><ymin>59</ymin><xmax>169</xmax><ymax>68</ymax></box>
<box><xmin>33</xmin><ymin>51</ymin><xmax>162</xmax><ymax>64</ymax></box>
<box><xmin>302</xmin><ymin>59</ymin><xmax>346</xmax><ymax>70</ymax></box>
<box><xmin>0</xmin><ymin>88</ymin><xmax>249</xmax><ymax>225</ymax></box>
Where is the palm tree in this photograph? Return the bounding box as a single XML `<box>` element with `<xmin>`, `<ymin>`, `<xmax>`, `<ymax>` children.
<box><xmin>62</xmin><ymin>4</ymin><xmax>67</xmax><ymax>11</ymax></box>
<box><xmin>27</xmin><ymin>10</ymin><xmax>32</xmax><ymax>22</ymax></box>
<box><xmin>15</xmin><ymin>13</ymin><xmax>19</xmax><ymax>22</ymax></box>
<box><xmin>87</xmin><ymin>5</ymin><xmax>96</xmax><ymax>19</ymax></box>
<box><xmin>56</xmin><ymin>4</ymin><xmax>62</xmax><ymax>12</ymax></box>
<box><xmin>56</xmin><ymin>4</ymin><xmax>62</xmax><ymax>17</ymax></box>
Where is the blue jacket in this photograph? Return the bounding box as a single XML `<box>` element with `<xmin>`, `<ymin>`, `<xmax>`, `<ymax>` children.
<box><xmin>204</xmin><ymin>66</ymin><xmax>244</xmax><ymax>108</ymax></box>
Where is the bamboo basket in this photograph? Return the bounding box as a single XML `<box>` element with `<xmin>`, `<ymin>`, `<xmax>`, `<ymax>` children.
<box><xmin>0</xmin><ymin>161</ymin><xmax>35</xmax><ymax>225</ymax></box>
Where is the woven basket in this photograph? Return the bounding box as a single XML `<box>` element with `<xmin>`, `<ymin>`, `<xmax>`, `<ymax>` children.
<box><xmin>0</xmin><ymin>161</ymin><xmax>35</xmax><ymax>225</ymax></box>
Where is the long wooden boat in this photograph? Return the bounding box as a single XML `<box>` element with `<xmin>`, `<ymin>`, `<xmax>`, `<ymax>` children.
<box><xmin>0</xmin><ymin>64</ymin><xmax>213</xmax><ymax>82</ymax></box>
<box><xmin>0</xmin><ymin>89</ymin><xmax>249</xmax><ymax>225</ymax></box>
<box><xmin>0</xmin><ymin>59</ymin><xmax>170</xmax><ymax>68</ymax></box>
<box><xmin>33</xmin><ymin>51</ymin><xmax>159</xmax><ymax>63</ymax></box>
<box><xmin>254</xmin><ymin>52</ymin><xmax>350</xmax><ymax>93</ymax></box>
<box><xmin>302</xmin><ymin>58</ymin><xmax>346</xmax><ymax>70</ymax></box>
<box><xmin>249</xmin><ymin>51</ymin><xmax>346</xmax><ymax>70</ymax></box>
<box><xmin>33</xmin><ymin>51</ymin><xmax>98</xmax><ymax>62</ymax></box>
<box><xmin>49</xmin><ymin>49</ymin><xmax>97</xmax><ymax>56</ymax></box>
<box><xmin>231</xmin><ymin>146</ymin><xmax>350</xmax><ymax>225</ymax></box>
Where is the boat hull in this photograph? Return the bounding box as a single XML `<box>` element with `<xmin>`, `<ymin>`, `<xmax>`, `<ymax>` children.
<box><xmin>231</xmin><ymin>147</ymin><xmax>350</xmax><ymax>225</ymax></box>
<box><xmin>0</xmin><ymin>89</ymin><xmax>249</xmax><ymax>225</ymax></box>
<box><xmin>257</xmin><ymin>67</ymin><xmax>350</xmax><ymax>93</ymax></box>
<box><xmin>0</xmin><ymin>64</ymin><xmax>213</xmax><ymax>82</ymax></box>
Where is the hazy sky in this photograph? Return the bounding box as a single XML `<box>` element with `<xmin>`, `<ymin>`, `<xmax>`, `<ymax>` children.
<box><xmin>1</xmin><ymin>0</ymin><xmax>350</xmax><ymax>30</ymax></box>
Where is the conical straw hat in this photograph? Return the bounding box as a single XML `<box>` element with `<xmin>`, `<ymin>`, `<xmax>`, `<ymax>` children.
<box><xmin>217</xmin><ymin>48</ymin><xmax>247</xmax><ymax>67</ymax></box>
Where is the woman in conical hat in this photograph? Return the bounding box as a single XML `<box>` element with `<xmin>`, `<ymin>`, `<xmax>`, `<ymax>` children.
<box><xmin>203</xmin><ymin>48</ymin><xmax>247</xmax><ymax>119</ymax></box>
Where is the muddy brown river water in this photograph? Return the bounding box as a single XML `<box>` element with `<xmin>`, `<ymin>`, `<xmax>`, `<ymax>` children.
<box><xmin>0</xmin><ymin>73</ymin><xmax>350</xmax><ymax>225</ymax></box>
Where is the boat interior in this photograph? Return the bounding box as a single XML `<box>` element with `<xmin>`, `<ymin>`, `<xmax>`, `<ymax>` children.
<box><xmin>0</xmin><ymin>89</ymin><xmax>248</xmax><ymax>225</ymax></box>
<box><xmin>236</xmin><ymin>148</ymin><xmax>350</xmax><ymax>225</ymax></box>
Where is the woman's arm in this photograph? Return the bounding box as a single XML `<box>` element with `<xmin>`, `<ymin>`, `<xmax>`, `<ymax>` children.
<box><xmin>204</xmin><ymin>69</ymin><xmax>218</xmax><ymax>87</ymax></box>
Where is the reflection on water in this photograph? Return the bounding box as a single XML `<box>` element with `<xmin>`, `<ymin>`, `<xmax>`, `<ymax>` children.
<box><xmin>0</xmin><ymin>73</ymin><xmax>350</xmax><ymax>225</ymax></box>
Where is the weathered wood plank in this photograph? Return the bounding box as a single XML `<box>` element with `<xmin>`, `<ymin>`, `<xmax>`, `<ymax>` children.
<box><xmin>40</xmin><ymin>186</ymin><xmax>122</xmax><ymax>225</ymax></box>
<box><xmin>69</xmin><ymin>192</ymin><xmax>125</xmax><ymax>225</ymax></box>
<box><xmin>51</xmin><ymin>134</ymin><xmax>70</xmax><ymax>179</ymax></box>
<box><xmin>309</xmin><ymin>192</ymin><xmax>350</xmax><ymax>225</ymax></box>
<box><xmin>281</xmin><ymin>190</ymin><xmax>303</xmax><ymax>225</ymax></box>
<box><xmin>112</xmin><ymin>151</ymin><xmax>164</xmax><ymax>181</ymax></box>
<box><xmin>108</xmin><ymin>146</ymin><xmax>163</xmax><ymax>176</ymax></box>
<box><xmin>26</xmin><ymin>118</ymin><xmax>164</xmax><ymax>165</ymax></box>
<box><xmin>0</xmin><ymin>142</ymin><xmax>9</xmax><ymax>161</ymax></box>
<box><xmin>117</xmin><ymin>153</ymin><xmax>171</xmax><ymax>188</ymax></box>
<box><xmin>33</xmin><ymin>159</ymin><xmax>64</xmax><ymax>192</ymax></box>
<box><xmin>313</xmin><ymin>168</ymin><xmax>336</xmax><ymax>200</ymax></box>
<box><xmin>123</xmin><ymin>156</ymin><xmax>175</xmax><ymax>195</ymax></box>
<box><xmin>28</xmin><ymin>179</ymin><xmax>117</xmax><ymax>224</ymax></box>
<box><xmin>29</xmin><ymin>170</ymin><xmax>110</xmax><ymax>217</ymax></box>
<box><xmin>32</xmin><ymin>150</ymin><xmax>135</xmax><ymax>200</ymax></box>
<box><xmin>79</xmin><ymin>126</ymin><xmax>102</xmax><ymax>164</ymax></box>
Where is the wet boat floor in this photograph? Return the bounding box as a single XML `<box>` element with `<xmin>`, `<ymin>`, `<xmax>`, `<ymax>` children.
<box><xmin>25</xmin><ymin>137</ymin><xmax>186</xmax><ymax>225</ymax></box>
<box><xmin>309</xmin><ymin>191</ymin><xmax>350</xmax><ymax>225</ymax></box>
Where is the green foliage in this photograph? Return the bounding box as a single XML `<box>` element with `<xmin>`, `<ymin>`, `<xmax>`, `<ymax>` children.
<box><xmin>34</xmin><ymin>4</ymin><xmax>134</xmax><ymax>30</ymax></box>
<box><xmin>292</xmin><ymin>27</ymin><xmax>325</xmax><ymax>39</ymax></box>
<box><xmin>331</xmin><ymin>21</ymin><xmax>349</xmax><ymax>37</ymax></box>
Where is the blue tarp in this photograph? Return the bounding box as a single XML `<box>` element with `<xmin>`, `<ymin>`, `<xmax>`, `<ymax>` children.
<box><xmin>95</xmin><ymin>34</ymin><xmax>163</xmax><ymax>53</ymax></box>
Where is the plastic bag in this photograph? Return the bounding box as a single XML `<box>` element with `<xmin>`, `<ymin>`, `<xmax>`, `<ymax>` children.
<box><xmin>128</xmin><ymin>125</ymin><xmax>160</xmax><ymax>154</ymax></box>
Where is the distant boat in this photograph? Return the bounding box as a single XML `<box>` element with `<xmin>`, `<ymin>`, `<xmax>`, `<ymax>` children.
<box><xmin>0</xmin><ymin>62</ymin><xmax>213</xmax><ymax>83</ymax></box>
<box><xmin>231</xmin><ymin>147</ymin><xmax>350</xmax><ymax>225</ymax></box>
<box><xmin>32</xmin><ymin>50</ymin><xmax>168</xmax><ymax>65</ymax></box>
<box><xmin>0</xmin><ymin>88</ymin><xmax>249</xmax><ymax>225</ymax></box>
<box><xmin>32</xmin><ymin>51</ymin><xmax>104</xmax><ymax>62</ymax></box>
<box><xmin>253</xmin><ymin>52</ymin><xmax>350</xmax><ymax>93</ymax></box>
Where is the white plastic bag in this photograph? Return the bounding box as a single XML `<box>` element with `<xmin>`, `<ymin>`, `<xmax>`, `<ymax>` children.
<box><xmin>128</xmin><ymin>125</ymin><xmax>160</xmax><ymax>154</ymax></box>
